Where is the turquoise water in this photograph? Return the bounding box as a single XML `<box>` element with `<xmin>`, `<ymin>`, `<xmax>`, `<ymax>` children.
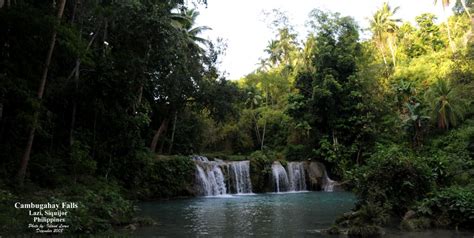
<box><xmin>134</xmin><ymin>192</ymin><xmax>474</xmax><ymax>237</ymax></box>
<box><xmin>135</xmin><ymin>191</ymin><xmax>355</xmax><ymax>237</ymax></box>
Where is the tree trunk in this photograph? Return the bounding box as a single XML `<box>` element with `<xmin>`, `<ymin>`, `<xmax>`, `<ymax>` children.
<box><xmin>168</xmin><ymin>111</ymin><xmax>178</xmax><ymax>154</ymax></box>
<box><xmin>460</xmin><ymin>0</ymin><xmax>472</xmax><ymax>19</ymax></box>
<box><xmin>69</xmin><ymin>60</ymin><xmax>80</xmax><ymax>147</ymax></box>
<box><xmin>387</xmin><ymin>36</ymin><xmax>396</xmax><ymax>67</ymax></box>
<box><xmin>446</xmin><ymin>15</ymin><xmax>456</xmax><ymax>52</ymax></box>
<box><xmin>253</xmin><ymin>112</ymin><xmax>261</xmax><ymax>145</ymax></box>
<box><xmin>260</xmin><ymin>120</ymin><xmax>266</xmax><ymax>150</ymax></box>
<box><xmin>377</xmin><ymin>43</ymin><xmax>388</xmax><ymax>67</ymax></box>
<box><xmin>356</xmin><ymin>148</ymin><xmax>362</xmax><ymax>165</ymax></box>
<box><xmin>91</xmin><ymin>108</ymin><xmax>97</xmax><ymax>159</ymax></box>
<box><xmin>69</xmin><ymin>19</ymin><xmax>99</xmax><ymax>147</ymax></box>
<box><xmin>17</xmin><ymin>0</ymin><xmax>67</xmax><ymax>185</ymax></box>
<box><xmin>150</xmin><ymin>118</ymin><xmax>169</xmax><ymax>153</ymax></box>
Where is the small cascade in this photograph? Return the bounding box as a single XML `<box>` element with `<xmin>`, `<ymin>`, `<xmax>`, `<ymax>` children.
<box><xmin>193</xmin><ymin>157</ymin><xmax>227</xmax><ymax>196</ymax></box>
<box><xmin>322</xmin><ymin>171</ymin><xmax>336</xmax><ymax>192</ymax></box>
<box><xmin>193</xmin><ymin>156</ymin><xmax>253</xmax><ymax>196</ymax></box>
<box><xmin>317</xmin><ymin>162</ymin><xmax>336</xmax><ymax>192</ymax></box>
<box><xmin>193</xmin><ymin>156</ymin><xmax>210</xmax><ymax>162</ymax></box>
<box><xmin>271</xmin><ymin>161</ymin><xmax>289</xmax><ymax>192</ymax></box>
<box><xmin>287</xmin><ymin>162</ymin><xmax>307</xmax><ymax>191</ymax></box>
<box><xmin>229</xmin><ymin>161</ymin><xmax>252</xmax><ymax>194</ymax></box>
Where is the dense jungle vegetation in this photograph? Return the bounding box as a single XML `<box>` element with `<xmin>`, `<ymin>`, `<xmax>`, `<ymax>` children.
<box><xmin>0</xmin><ymin>0</ymin><xmax>473</xmax><ymax>235</ymax></box>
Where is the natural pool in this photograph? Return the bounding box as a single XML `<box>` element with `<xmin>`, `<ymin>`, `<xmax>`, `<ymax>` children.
<box><xmin>135</xmin><ymin>191</ymin><xmax>355</xmax><ymax>237</ymax></box>
<box><xmin>134</xmin><ymin>191</ymin><xmax>474</xmax><ymax>237</ymax></box>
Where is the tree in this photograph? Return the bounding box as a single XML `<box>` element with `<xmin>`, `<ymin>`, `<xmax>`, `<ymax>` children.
<box><xmin>369</xmin><ymin>2</ymin><xmax>401</xmax><ymax>67</ymax></box>
<box><xmin>403</xmin><ymin>102</ymin><xmax>430</xmax><ymax>148</ymax></box>
<box><xmin>17</xmin><ymin>0</ymin><xmax>67</xmax><ymax>185</ymax></box>
<box><xmin>171</xmin><ymin>8</ymin><xmax>211</xmax><ymax>52</ymax></box>
<box><xmin>435</xmin><ymin>0</ymin><xmax>457</xmax><ymax>51</ymax></box>
<box><xmin>149</xmin><ymin>8</ymin><xmax>210</xmax><ymax>153</ymax></box>
<box><xmin>425</xmin><ymin>79</ymin><xmax>468</xmax><ymax>129</ymax></box>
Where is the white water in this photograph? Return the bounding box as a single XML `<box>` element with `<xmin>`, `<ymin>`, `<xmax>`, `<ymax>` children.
<box><xmin>194</xmin><ymin>156</ymin><xmax>336</xmax><ymax>195</ymax></box>
<box><xmin>322</xmin><ymin>171</ymin><xmax>336</xmax><ymax>192</ymax></box>
<box><xmin>271</xmin><ymin>161</ymin><xmax>290</xmax><ymax>192</ymax></box>
<box><xmin>287</xmin><ymin>162</ymin><xmax>307</xmax><ymax>191</ymax></box>
<box><xmin>229</xmin><ymin>161</ymin><xmax>252</xmax><ymax>194</ymax></box>
<box><xmin>194</xmin><ymin>161</ymin><xmax>227</xmax><ymax>196</ymax></box>
<box><xmin>193</xmin><ymin>156</ymin><xmax>253</xmax><ymax>196</ymax></box>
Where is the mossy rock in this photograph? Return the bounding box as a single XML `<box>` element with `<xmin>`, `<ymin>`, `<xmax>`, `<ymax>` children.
<box><xmin>348</xmin><ymin>225</ymin><xmax>384</xmax><ymax>238</ymax></box>
<box><xmin>400</xmin><ymin>217</ymin><xmax>431</xmax><ymax>231</ymax></box>
<box><xmin>324</xmin><ymin>225</ymin><xmax>341</xmax><ymax>235</ymax></box>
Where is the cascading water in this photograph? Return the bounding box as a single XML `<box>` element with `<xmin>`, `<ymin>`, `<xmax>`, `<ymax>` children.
<box><xmin>194</xmin><ymin>160</ymin><xmax>227</xmax><ymax>196</ymax></box>
<box><xmin>193</xmin><ymin>156</ymin><xmax>210</xmax><ymax>162</ymax></box>
<box><xmin>193</xmin><ymin>156</ymin><xmax>337</xmax><ymax>195</ymax></box>
<box><xmin>287</xmin><ymin>162</ymin><xmax>307</xmax><ymax>191</ymax></box>
<box><xmin>322</xmin><ymin>170</ymin><xmax>336</xmax><ymax>192</ymax></box>
<box><xmin>229</xmin><ymin>161</ymin><xmax>252</xmax><ymax>194</ymax></box>
<box><xmin>193</xmin><ymin>156</ymin><xmax>253</xmax><ymax>196</ymax></box>
<box><xmin>271</xmin><ymin>161</ymin><xmax>290</xmax><ymax>192</ymax></box>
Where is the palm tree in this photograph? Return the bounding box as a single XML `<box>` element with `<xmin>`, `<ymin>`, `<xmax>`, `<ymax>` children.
<box><xmin>264</xmin><ymin>40</ymin><xmax>282</xmax><ymax>66</ymax></box>
<box><xmin>438</xmin><ymin>0</ymin><xmax>472</xmax><ymax>19</ymax></box>
<box><xmin>434</xmin><ymin>0</ymin><xmax>459</xmax><ymax>51</ymax></box>
<box><xmin>171</xmin><ymin>9</ymin><xmax>211</xmax><ymax>52</ymax></box>
<box><xmin>425</xmin><ymin>79</ymin><xmax>467</xmax><ymax>130</ymax></box>
<box><xmin>369</xmin><ymin>2</ymin><xmax>401</xmax><ymax>67</ymax></box>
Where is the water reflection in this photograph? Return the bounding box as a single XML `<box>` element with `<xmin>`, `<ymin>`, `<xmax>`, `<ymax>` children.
<box><xmin>136</xmin><ymin>192</ymin><xmax>355</xmax><ymax>237</ymax></box>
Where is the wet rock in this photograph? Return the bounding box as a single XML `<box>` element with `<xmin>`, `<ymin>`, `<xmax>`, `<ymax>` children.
<box><xmin>403</xmin><ymin>210</ymin><xmax>416</xmax><ymax>220</ymax></box>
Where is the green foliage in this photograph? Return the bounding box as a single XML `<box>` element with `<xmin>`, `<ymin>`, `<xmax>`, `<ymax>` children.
<box><xmin>249</xmin><ymin>151</ymin><xmax>275</xmax><ymax>193</ymax></box>
<box><xmin>0</xmin><ymin>180</ymin><xmax>134</xmax><ymax>235</ymax></box>
<box><xmin>349</xmin><ymin>144</ymin><xmax>433</xmax><ymax>214</ymax></box>
<box><xmin>132</xmin><ymin>155</ymin><xmax>195</xmax><ymax>199</ymax></box>
<box><xmin>1</xmin><ymin>0</ymin><xmax>474</xmax><ymax>234</ymax></box>
<box><xmin>416</xmin><ymin>186</ymin><xmax>474</xmax><ymax>228</ymax></box>
<box><xmin>425</xmin><ymin>79</ymin><xmax>469</xmax><ymax>130</ymax></box>
<box><xmin>284</xmin><ymin>144</ymin><xmax>309</xmax><ymax>161</ymax></box>
<box><xmin>0</xmin><ymin>189</ymin><xmax>26</xmax><ymax>234</ymax></box>
<box><xmin>64</xmin><ymin>180</ymin><xmax>135</xmax><ymax>233</ymax></box>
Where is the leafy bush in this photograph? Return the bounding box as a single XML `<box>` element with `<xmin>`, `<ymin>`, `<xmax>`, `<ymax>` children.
<box><xmin>285</xmin><ymin>144</ymin><xmax>309</xmax><ymax>161</ymax></box>
<box><xmin>349</xmin><ymin>144</ymin><xmax>433</xmax><ymax>215</ymax></box>
<box><xmin>0</xmin><ymin>189</ymin><xmax>26</xmax><ymax>234</ymax></box>
<box><xmin>0</xmin><ymin>180</ymin><xmax>135</xmax><ymax>235</ymax></box>
<box><xmin>249</xmin><ymin>151</ymin><xmax>274</xmax><ymax>192</ymax></box>
<box><xmin>416</xmin><ymin>185</ymin><xmax>474</xmax><ymax>228</ymax></box>
<box><xmin>132</xmin><ymin>155</ymin><xmax>195</xmax><ymax>199</ymax></box>
<box><xmin>64</xmin><ymin>180</ymin><xmax>135</xmax><ymax>234</ymax></box>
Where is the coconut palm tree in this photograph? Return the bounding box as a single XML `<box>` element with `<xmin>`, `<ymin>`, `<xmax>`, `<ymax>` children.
<box><xmin>438</xmin><ymin>0</ymin><xmax>472</xmax><ymax>19</ymax></box>
<box><xmin>425</xmin><ymin>79</ymin><xmax>468</xmax><ymax>130</ymax></box>
<box><xmin>434</xmin><ymin>0</ymin><xmax>462</xmax><ymax>51</ymax></box>
<box><xmin>171</xmin><ymin>8</ymin><xmax>211</xmax><ymax>52</ymax></box>
<box><xmin>369</xmin><ymin>2</ymin><xmax>401</xmax><ymax>67</ymax></box>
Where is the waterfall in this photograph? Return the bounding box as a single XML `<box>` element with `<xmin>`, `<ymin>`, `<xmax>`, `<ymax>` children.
<box><xmin>229</xmin><ymin>161</ymin><xmax>252</xmax><ymax>194</ymax></box>
<box><xmin>287</xmin><ymin>162</ymin><xmax>307</xmax><ymax>191</ymax></box>
<box><xmin>193</xmin><ymin>156</ymin><xmax>209</xmax><ymax>162</ymax></box>
<box><xmin>322</xmin><ymin>170</ymin><xmax>336</xmax><ymax>192</ymax></box>
<box><xmin>194</xmin><ymin>161</ymin><xmax>227</xmax><ymax>196</ymax></box>
<box><xmin>193</xmin><ymin>156</ymin><xmax>253</xmax><ymax>196</ymax></box>
<box><xmin>271</xmin><ymin>161</ymin><xmax>289</xmax><ymax>192</ymax></box>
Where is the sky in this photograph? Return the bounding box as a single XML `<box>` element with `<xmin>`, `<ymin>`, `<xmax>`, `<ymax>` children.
<box><xmin>195</xmin><ymin>0</ymin><xmax>453</xmax><ymax>80</ymax></box>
